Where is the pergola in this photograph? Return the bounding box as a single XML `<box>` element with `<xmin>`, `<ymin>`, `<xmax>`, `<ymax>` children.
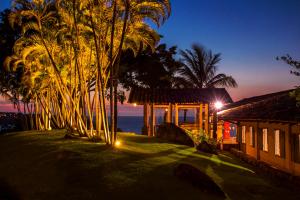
<box><xmin>128</xmin><ymin>87</ymin><xmax>233</xmax><ymax>137</ymax></box>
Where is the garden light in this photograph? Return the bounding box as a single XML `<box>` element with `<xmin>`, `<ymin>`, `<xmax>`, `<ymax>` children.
<box><xmin>115</xmin><ymin>140</ymin><xmax>121</xmax><ymax>147</ymax></box>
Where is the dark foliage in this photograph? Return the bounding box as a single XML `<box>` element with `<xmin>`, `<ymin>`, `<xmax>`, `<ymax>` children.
<box><xmin>0</xmin><ymin>9</ymin><xmax>23</xmax><ymax>109</ymax></box>
<box><xmin>119</xmin><ymin>44</ymin><xmax>181</xmax><ymax>90</ymax></box>
<box><xmin>277</xmin><ymin>55</ymin><xmax>300</xmax><ymax>105</ymax></box>
<box><xmin>277</xmin><ymin>55</ymin><xmax>300</xmax><ymax>77</ymax></box>
<box><xmin>196</xmin><ymin>141</ymin><xmax>218</xmax><ymax>155</ymax></box>
<box><xmin>0</xmin><ymin>178</ymin><xmax>20</xmax><ymax>200</ymax></box>
<box><xmin>0</xmin><ymin>9</ymin><xmax>20</xmax><ymax>68</ymax></box>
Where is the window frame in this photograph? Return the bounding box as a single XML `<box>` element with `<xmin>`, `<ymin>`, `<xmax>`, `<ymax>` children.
<box><xmin>249</xmin><ymin>126</ymin><xmax>253</xmax><ymax>146</ymax></box>
<box><xmin>262</xmin><ymin>128</ymin><xmax>268</xmax><ymax>152</ymax></box>
<box><xmin>242</xmin><ymin>126</ymin><xmax>246</xmax><ymax>144</ymax></box>
<box><xmin>274</xmin><ymin>130</ymin><xmax>280</xmax><ymax>156</ymax></box>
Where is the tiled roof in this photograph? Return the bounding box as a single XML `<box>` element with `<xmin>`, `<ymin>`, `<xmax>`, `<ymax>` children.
<box><xmin>128</xmin><ymin>87</ymin><xmax>233</xmax><ymax>105</ymax></box>
<box><xmin>218</xmin><ymin>89</ymin><xmax>300</xmax><ymax>123</ymax></box>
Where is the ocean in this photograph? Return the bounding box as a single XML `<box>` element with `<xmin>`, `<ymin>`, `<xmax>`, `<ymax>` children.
<box><xmin>117</xmin><ymin>116</ymin><xmax>195</xmax><ymax>134</ymax></box>
<box><xmin>117</xmin><ymin>116</ymin><xmax>143</xmax><ymax>134</ymax></box>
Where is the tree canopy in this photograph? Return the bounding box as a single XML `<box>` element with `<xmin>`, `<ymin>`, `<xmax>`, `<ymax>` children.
<box><xmin>277</xmin><ymin>54</ymin><xmax>300</xmax><ymax>105</ymax></box>
<box><xmin>119</xmin><ymin>44</ymin><xmax>181</xmax><ymax>89</ymax></box>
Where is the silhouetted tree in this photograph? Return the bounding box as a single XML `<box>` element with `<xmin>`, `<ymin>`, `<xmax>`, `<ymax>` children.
<box><xmin>119</xmin><ymin>44</ymin><xmax>182</xmax><ymax>89</ymax></box>
<box><xmin>277</xmin><ymin>55</ymin><xmax>300</xmax><ymax>76</ymax></box>
<box><xmin>0</xmin><ymin>9</ymin><xmax>22</xmax><ymax>111</ymax></box>
<box><xmin>277</xmin><ymin>55</ymin><xmax>300</xmax><ymax>105</ymax></box>
<box><xmin>177</xmin><ymin>44</ymin><xmax>237</xmax><ymax>89</ymax></box>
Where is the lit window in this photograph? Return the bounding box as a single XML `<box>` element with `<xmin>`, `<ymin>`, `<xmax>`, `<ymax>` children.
<box><xmin>275</xmin><ymin>130</ymin><xmax>280</xmax><ymax>156</ymax></box>
<box><xmin>263</xmin><ymin>129</ymin><xmax>268</xmax><ymax>152</ymax></box>
<box><xmin>249</xmin><ymin>127</ymin><xmax>253</xmax><ymax>146</ymax></box>
<box><xmin>242</xmin><ymin>126</ymin><xmax>246</xmax><ymax>143</ymax></box>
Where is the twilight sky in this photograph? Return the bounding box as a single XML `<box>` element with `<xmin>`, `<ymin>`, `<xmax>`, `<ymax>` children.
<box><xmin>0</xmin><ymin>0</ymin><xmax>300</xmax><ymax>115</ymax></box>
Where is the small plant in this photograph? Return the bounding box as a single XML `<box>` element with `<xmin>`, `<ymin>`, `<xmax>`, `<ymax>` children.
<box><xmin>183</xmin><ymin>128</ymin><xmax>221</xmax><ymax>154</ymax></box>
<box><xmin>184</xmin><ymin>129</ymin><xmax>203</xmax><ymax>146</ymax></box>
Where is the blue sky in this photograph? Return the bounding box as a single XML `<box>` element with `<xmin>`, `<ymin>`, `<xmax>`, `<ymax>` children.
<box><xmin>1</xmin><ymin>0</ymin><xmax>300</xmax><ymax>114</ymax></box>
<box><xmin>157</xmin><ymin>0</ymin><xmax>300</xmax><ymax>99</ymax></box>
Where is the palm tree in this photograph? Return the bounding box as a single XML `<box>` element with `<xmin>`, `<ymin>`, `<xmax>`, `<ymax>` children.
<box><xmin>178</xmin><ymin>44</ymin><xmax>237</xmax><ymax>89</ymax></box>
<box><xmin>177</xmin><ymin>44</ymin><xmax>237</xmax><ymax>122</ymax></box>
<box><xmin>107</xmin><ymin>0</ymin><xmax>171</xmax><ymax>144</ymax></box>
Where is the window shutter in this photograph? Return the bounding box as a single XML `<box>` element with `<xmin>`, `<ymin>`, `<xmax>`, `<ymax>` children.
<box><xmin>280</xmin><ymin>131</ymin><xmax>285</xmax><ymax>158</ymax></box>
<box><xmin>237</xmin><ymin>126</ymin><xmax>242</xmax><ymax>143</ymax></box>
<box><xmin>295</xmin><ymin>134</ymin><xmax>300</xmax><ymax>163</ymax></box>
<box><xmin>258</xmin><ymin>128</ymin><xmax>263</xmax><ymax>150</ymax></box>
<box><xmin>252</xmin><ymin>127</ymin><xmax>256</xmax><ymax>147</ymax></box>
<box><xmin>237</xmin><ymin>126</ymin><xmax>242</xmax><ymax>151</ymax></box>
<box><xmin>291</xmin><ymin>134</ymin><xmax>295</xmax><ymax>162</ymax></box>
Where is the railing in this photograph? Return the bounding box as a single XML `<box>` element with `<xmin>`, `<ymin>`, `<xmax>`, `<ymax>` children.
<box><xmin>222</xmin><ymin>137</ymin><xmax>238</xmax><ymax>144</ymax></box>
<box><xmin>179</xmin><ymin>123</ymin><xmax>201</xmax><ymax>130</ymax></box>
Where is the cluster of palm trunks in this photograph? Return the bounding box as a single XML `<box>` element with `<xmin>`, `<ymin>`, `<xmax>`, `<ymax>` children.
<box><xmin>4</xmin><ymin>0</ymin><xmax>171</xmax><ymax>145</ymax></box>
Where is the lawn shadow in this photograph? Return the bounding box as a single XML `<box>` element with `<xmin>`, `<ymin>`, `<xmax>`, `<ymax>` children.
<box><xmin>0</xmin><ymin>178</ymin><xmax>20</xmax><ymax>200</ymax></box>
<box><xmin>119</xmin><ymin>134</ymin><xmax>171</xmax><ymax>144</ymax></box>
<box><xmin>176</xmin><ymin>150</ymin><xmax>300</xmax><ymax>200</ymax></box>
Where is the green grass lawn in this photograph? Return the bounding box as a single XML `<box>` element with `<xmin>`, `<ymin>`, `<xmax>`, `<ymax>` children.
<box><xmin>0</xmin><ymin>130</ymin><xmax>299</xmax><ymax>200</ymax></box>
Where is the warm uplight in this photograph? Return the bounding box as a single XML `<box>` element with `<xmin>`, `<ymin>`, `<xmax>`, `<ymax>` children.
<box><xmin>133</xmin><ymin>103</ymin><xmax>137</xmax><ymax>107</ymax></box>
<box><xmin>214</xmin><ymin>101</ymin><xmax>223</xmax><ymax>110</ymax></box>
<box><xmin>165</xmin><ymin>108</ymin><xmax>168</xmax><ymax>112</ymax></box>
<box><xmin>115</xmin><ymin>140</ymin><xmax>121</xmax><ymax>147</ymax></box>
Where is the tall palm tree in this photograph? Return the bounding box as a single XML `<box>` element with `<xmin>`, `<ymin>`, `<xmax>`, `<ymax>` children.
<box><xmin>108</xmin><ymin>0</ymin><xmax>171</xmax><ymax>144</ymax></box>
<box><xmin>178</xmin><ymin>44</ymin><xmax>237</xmax><ymax>89</ymax></box>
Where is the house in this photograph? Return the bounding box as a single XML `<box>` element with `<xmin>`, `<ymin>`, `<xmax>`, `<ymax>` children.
<box><xmin>218</xmin><ymin>90</ymin><xmax>300</xmax><ymax>176</ymax></box>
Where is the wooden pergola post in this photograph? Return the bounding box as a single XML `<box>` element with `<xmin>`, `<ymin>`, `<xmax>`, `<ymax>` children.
<box><xmin>169</xmin><ymin>104</ymin><xmax>173</xmax><ymax>123</ymax></box>
<box><xmin>150</xmin><ymin>103</ymin><xmax>155</xmax><ymax>136</ymax></box>
<box><xmin>166</xmin><ymin>103</ymin><xmax>172</xmax><ymax>123</ymax></box>
<box><xmin>204</xmin><ymin>103</ymin><xmax>209</xmax><ymax>136</ymax></box>
<box><xmin>199</xmin><ymin>103</ymin><xmax>203</xmax><ymax>131</ymax></box>
<box><xmin>143</xmin><ymin>103</ymin><xmax>149</xmax><ymax>135</ymax></box>
<box><xmin>175</xmin><ymin>103</ymin><xmax>179</xmax><ymax>126</ymax></box>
